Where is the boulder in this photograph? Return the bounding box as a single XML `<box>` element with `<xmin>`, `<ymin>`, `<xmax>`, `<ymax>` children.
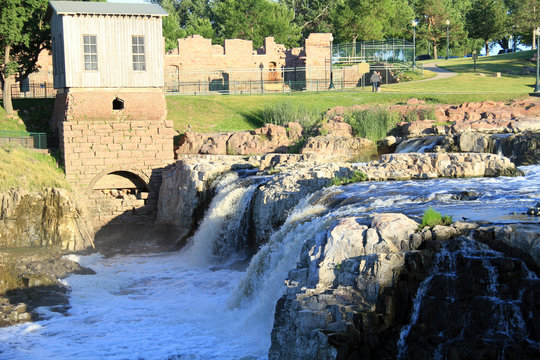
<box><xmin>175</xmin><ymin>132</ymin><xmax>231</xmax><ymax>155</ymax></box>
<box><xmin>227</xmin><ymin>124</ymin><xmax>293</xmax><ymax>155</ymax></box>
<box><xmin>300</xmin><ymin>135</ymin><xmax>377</xmax><ymax>161</ymax></box>
<box><xmin>320</xmin><ymin>119</ymin><xmax>353</xmax><ymax>137</ymax></box>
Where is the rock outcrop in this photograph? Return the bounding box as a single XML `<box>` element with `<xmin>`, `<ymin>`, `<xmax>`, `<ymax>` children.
<box><xmin>396</xmin><ymin>132</ymin><xmax>540</xmax><ymax>165</ymax></box>
<box><xmin>176</xmin><ymin>123</ymin><xmax>304</xmax><ymax>156</ymax></box>
<box><xmin>158</xmin><ymin>153</ymin><xmax>519</xmax><ymax>247</ymax></box>
<box><xmin>0</xmin><ymin>188</ymin><xmax>94</xmax><ymax>251</ymax></box>
<box><xmin>270</xmin><ymin>215</ymin><xmax>540</xmax><ymax>359</ymax></box>
<box><xmin>300</xmin><ymin>135</ymin><xmax>377</xmax><ymax>161</ymax></box>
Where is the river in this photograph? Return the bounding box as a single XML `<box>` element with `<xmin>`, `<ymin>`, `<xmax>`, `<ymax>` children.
<box><xmin>0</xmin><ymin>165</ymin><xmax>538</xmax><ymax>359</ymax></box>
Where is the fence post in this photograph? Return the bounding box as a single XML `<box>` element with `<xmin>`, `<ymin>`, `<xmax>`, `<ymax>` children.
<box><xmin>44</xmin><ymin>82</ymin><xmax>47</xmax><ymax>98</ymax></box>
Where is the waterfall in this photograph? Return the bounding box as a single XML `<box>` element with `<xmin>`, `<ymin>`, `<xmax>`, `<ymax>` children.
<box><xmin>395</xmin><ymin>136</ymin><xmax>442</xmax><ymax>153</ymax></box>
<box><xmin>397</xmin><ymin>238</ymin><xmax>539</xmax><ymax>359</ymax></box>
<box><xmin>182</xmin><ymin>170</ymin><xmax>269</xmax><ymax>266</ymax></box>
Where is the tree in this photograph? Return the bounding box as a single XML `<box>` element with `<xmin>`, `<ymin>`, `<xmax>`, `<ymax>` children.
<box><xmin>466</xmin><ymin>0</ymin><xmax>508</xmax><ymax>56</ymax></box>
<box><xmin>414</xmin><ymin>0</ymin><xmax>452</xmax><ymax>59</ymax></box>
<box><xmin>0</xmin><ymin>0</ymin><xmax>49</xmax><ymax>114</ymax></box>
<box><xmin>331</xmin><ymin>0</ymin><xmax>414</xmax><ymax>44</ymax></box>
<box><xmin>213</xmin><ymin>0</ymin><xmax>300</xmax><ymax>48</ymax></box>
<box><xmin>510</xmin><ymin>0</ymin><xmax>540</xmax><ymax>47</ymax></box>
<box><xmin>279</xmin><ymin>0</ymin><xmax>338</xmax><ymax>40</ymax></box>
<box><xmin>159</xmin><ymin>0</ymin><xmax>186</xmax><ymax>51</ymax></box>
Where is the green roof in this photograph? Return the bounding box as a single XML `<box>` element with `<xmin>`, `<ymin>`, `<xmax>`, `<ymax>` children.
<box><xmin>48</xmin><ymin>1</ymin><xmax>168</xmax><ymax>17</ymax></box>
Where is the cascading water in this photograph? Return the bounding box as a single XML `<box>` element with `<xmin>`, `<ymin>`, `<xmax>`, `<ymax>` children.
<box><xmin>0</xmin><ymin>165</ymin><xmax>538</xmax><ymax>359</ymax></box>
<box><xmin>397</xmin><ymin>239</ymin><xmax>539</xmax><ymax>360</ymax></box>
<box><xmin>395</xmin><ymin>136</ymin><xmax>443</xmax><ymax>153</ymax></box>
<box><xmin>182</xmin><ymin>170</ymin><xmax>269</xmax><ymax>266</ymax></box>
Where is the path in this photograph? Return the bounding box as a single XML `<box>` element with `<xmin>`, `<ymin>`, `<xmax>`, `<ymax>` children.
<box><xmin>413</xmin><ymin>62</ymin><xmax>458</xmax><ymax>82</ymax></box>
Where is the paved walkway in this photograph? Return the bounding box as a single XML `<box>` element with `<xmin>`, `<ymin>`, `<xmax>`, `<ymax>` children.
<box><xmin>413</xmin><ymin>62</ymin><xmax>458</xmax><ymax>82</ymax></box>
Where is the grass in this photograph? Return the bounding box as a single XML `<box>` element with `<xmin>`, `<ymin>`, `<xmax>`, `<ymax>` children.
<box><xmin>0</xmin><ymin>98</ymin><xmax>54</xmax><ymax>133</ymax></box>
<box><xmin>166</xmin><ymin>91</ymin><xmax>525</xmax><ymax>133</ymax></box>
<box><xmin>343</xmin><ymin>108</ymin><xmax>401</xmax><ymax>142</ymax></box>
<box><xmin>329</xmin><ymin>171</ymin><xmax>367</xmax><ymax>186</ymax></box>
<box><xmin>0</xmin><ymin>146</ymin><xmax>68</xmax><ymax>192</ymax></box>
<box><xmin>438</xmin><ymin>50</ymin><xmax>536</xmax><ymax>75</ymax></box>
<box><xmin>419</xmin><ymin>207</ymin><xmax>453</xmax><ymax>229</ymax></box>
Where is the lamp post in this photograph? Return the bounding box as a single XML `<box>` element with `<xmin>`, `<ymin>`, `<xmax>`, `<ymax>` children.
<box><xmin>445</xmin><ymin>19</ymin><xmax>450</xmax><ymax>60</ymax></box>
<box><xmin>329</xmin><ymin>40</ymin><xmax>335</xmax><ymax>89</ymax></box>
<box><xmin>412</xmin><ymin>20</ymin><xmax>417</xmax><ymax>68</ymax></box>
<box><xmin>535</xmin><ymin>28</ymin><xmax>540</xmax><ymax>93</ymax></box>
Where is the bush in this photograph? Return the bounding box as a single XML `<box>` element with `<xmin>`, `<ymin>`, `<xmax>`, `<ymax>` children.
<box><xmin>329</xmin><ymin>171</ymin><xmax>367</xmax><ymax>186</ymax></box>
<box><xmin>261</xmin><ymin>101</ymin><xmax>321</xmax><ymax>133</ymax></box>
<box><xmin>343</xmin><ymin>107</ymin><xmax>401</xmax><ymax>142</ymax></box>
<box><xmin>419</xmin><ymin>207</ymin><xmax>453</xmax><ymax>229</ymax></box>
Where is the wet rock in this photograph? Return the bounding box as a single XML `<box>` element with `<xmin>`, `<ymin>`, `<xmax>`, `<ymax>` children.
<box><xmin>527</xmin><ymin>202</ymin><xmax>540</xmax><ymax>216</ymax></box>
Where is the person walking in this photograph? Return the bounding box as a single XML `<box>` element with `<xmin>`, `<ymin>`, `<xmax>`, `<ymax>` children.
<box><xmin>370</xmin><ymin>71</ymin><xmax>381</xmax><ymax>92</ymax></box>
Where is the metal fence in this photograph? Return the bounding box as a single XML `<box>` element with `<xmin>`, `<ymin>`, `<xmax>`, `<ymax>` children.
<box><xmin>0</xmin><ymin>130</ymin><xmax>48</xmax><ymax>149</ymax></box>
<box><xmin>332</xmin><ymin>39</ymin><xmax>415</xmax><ymax>64</ymax></box>
<box><xmin>164</xmin><ymin>63</ymin><xmax>421</xmax><ymax>95</ymax></box>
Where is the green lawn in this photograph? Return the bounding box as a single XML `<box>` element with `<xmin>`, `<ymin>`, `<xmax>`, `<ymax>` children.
<box><xmin>0</xmin><ymin>146</ymin><xmax>68</xmax><ymax>192</ymax></box>
<box><xmin>0</xmin><ymin>98</ymin><xmax>54</xmax><ymax>133</ymax></box>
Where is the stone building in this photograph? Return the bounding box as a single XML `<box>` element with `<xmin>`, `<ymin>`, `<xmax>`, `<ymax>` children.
<box><xmin>47</xmin><ymin>1</ymin><xmax>175</xmax><ymax>225</ymax></box>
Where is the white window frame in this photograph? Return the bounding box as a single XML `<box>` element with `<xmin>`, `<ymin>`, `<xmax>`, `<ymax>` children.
<box><xmin>132</xmin><ymin>35</ymin><xmax>146</xmax><ymax>72</ymax></box>
<box><xmin>83</xmin><ymin>35</ymin><xmax>98</xmax><ymax>71</ymax></box>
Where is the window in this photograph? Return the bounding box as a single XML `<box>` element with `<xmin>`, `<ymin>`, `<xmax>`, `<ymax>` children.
<box><xmin>132</xmin><ymin>36</ymin><xmax>146</xmax><ymax>71</ymax></box>
<box><xmin>83</xmin><ymin>35</ymin><xmax>98</xmax><ymax>71</ymax></box>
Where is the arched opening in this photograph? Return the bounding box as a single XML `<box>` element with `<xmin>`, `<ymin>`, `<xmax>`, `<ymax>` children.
<box><xmin>112</xmin><ymin>97</ymin><xmax>124</xmax><ymax>110</ymax></box>
<box><xmin>268</xmin><ymin>62</ymin><xmax>280</xmax><ymax>82</ymax></box>
<box><xmin>92</xmin><ymin>170</ymin><xmax>149</xmax><ymax>200</ymax></box>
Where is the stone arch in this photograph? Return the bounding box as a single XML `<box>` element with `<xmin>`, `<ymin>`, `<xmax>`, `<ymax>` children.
<box><xmin>87</xmin><ymin>167</ymin><xmax>150</xmax><ymax>195</ymax></box>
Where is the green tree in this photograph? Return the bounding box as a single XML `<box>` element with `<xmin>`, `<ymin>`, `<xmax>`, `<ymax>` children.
<box><xmin>510</xmin><ymin>0</ymin><xmax>540</xmax><ymax>47</ymax></box>
<box><xmin>466</xmin><ymin>0</ymin><xmax>508</xmax><ymax>55</ymax></box>
<box><xmin>213</xmin><ymin>0</ymin><xmax>300</xmax><ymax>48</ymax></box>
<box><xmin>279</xmin><ymin>0</ymin><xmax>337</xmax><ymax>40</ymax></box>
<box><xmin>159</xmin><ymin>0</ymin><xmax>186</xmax><ymax>51</ymax></box>
<box><xmin>0</xmin><ymin>0</ymin><xmax>49</xmax><ymax>114</ymax></box>
<box><xmin>331</xmin><ymin>0</ymin><xmax>414</xmax><ymax>44</ymax></box>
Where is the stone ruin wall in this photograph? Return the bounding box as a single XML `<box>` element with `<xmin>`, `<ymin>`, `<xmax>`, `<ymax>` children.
<box><xmin>163</xmin><ymin>33</ymin><xmax>363</xmax><ymax>92</ymax></box>
<box><xmin>51</xmin><ymin>88</ymin><xmax>175</xmax><ymax>227</ymax></box>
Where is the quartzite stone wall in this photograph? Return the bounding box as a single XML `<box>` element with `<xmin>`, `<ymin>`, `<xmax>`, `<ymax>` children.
<box><xmin>52</xmin><ymin>88</ymin><xmax>175</xmax><ymax>226</ymax></box>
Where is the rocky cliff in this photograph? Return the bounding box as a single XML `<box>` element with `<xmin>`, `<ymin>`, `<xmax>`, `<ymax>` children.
<box><xmin>0</xmin><ymin>188</ymin><xmax>94</xmax><ymax>251</ymax></box>
<box><xmin>269</xmin><ymin>215</ymin><xmax>540</xmax><ymax>359</ymax></box>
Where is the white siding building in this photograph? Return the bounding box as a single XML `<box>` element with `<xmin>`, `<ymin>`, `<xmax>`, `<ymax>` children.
<box><xmin>48</xmin><ymin>1</ymin><xmax>167</xmax><ymax>89</ymax></box>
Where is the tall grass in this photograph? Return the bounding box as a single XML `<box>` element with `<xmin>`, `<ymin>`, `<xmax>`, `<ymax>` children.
<box><xmin>419</xmin><ymin>207</ymin><xmax>453</xmax><ymax>229</ymax></box>
<box><xmin>0</xmin><ymin>146</ymin><xmax>68</xmax><ymax>192</ymax></box>
<box><xmin>343</xmin><ymin>107</ymin><xmax>401</xmax><ymax>142</ymax></box>
<box><xmin>260</xmin><ymin>101</ymin><xmax>321</xmax><ymax>133</ymax></box>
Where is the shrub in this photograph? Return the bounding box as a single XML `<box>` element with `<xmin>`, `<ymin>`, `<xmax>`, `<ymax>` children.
<box><xmin>343</xmin><ymin>107</ymin><xmax>401</xmax><ymax>142</ymax></box>
<box><xmin>329</xmin><ymin>171</ymin><xmax>367</xmax><ymax>186</ymax></box>
<box><xmin>419</xmin><ymin>207</ymin><xmax>453</xmax><ymax>229</ymax></box>
<box><xmin>261</xmin><ymin>101</ymin><xmax>321</xmax><ymax>133</ymax></box>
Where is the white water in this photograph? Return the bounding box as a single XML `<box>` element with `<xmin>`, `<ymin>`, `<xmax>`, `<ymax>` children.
<box><xmin>0</xmin><ymin>252</ymin><xmax>268</xmax><ymax>359</ymax></box>
<box><xmin>0</xmin><ymin>165</ymin><xmax>538</xmax><ymax>359</ymax></box>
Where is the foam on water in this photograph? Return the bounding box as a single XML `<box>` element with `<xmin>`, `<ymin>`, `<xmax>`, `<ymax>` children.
<box><xmin>0</xmin><ymin>251</ymin><xmax>268</xmax><ymax>360</ymax></box>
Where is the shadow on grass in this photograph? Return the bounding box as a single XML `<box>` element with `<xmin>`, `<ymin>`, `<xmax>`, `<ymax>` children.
<box><xmin>1</xmin><ymin>98</ymin><xmax>54</xmax><ymax>133</ymax></box>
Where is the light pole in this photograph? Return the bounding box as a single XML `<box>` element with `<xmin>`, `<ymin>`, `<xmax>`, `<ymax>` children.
<box><xmin>329</xmin><ymin>40</ymin><xmax>335</xmax><ymax>89</ymax></box>
<box><xmin>535</xmin><ymin>28</ymin><xmax>540</xmax><ymax>93</ymax></box>
<box><xmin>445</xmin><ymin>19</ymin><xmax>450</xmax><ymax>60</ymax></box>
<box><xmin>412</xmin><ymin>20</ymin><xmax>417</xmax><ymax>68</ymax></box>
